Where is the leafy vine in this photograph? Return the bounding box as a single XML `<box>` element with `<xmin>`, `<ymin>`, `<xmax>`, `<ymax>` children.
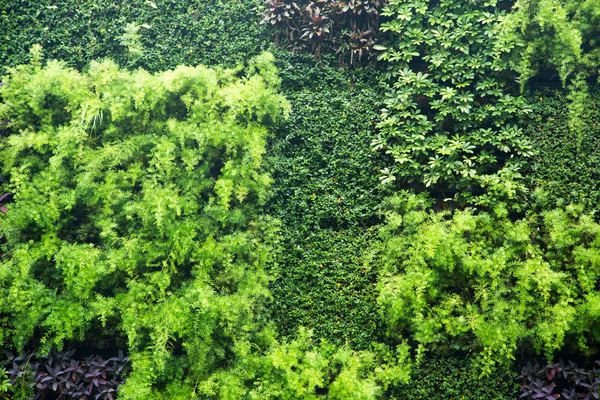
<box><xmin>373</xmin><ymin>0</ymin><xmax>532</xmax><ymax>207</ymax></box>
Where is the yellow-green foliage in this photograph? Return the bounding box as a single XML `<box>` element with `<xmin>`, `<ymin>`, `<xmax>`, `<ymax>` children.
<box><xmin>189</xmin><ymin>328</ymin><xmax>411</xmax><ymax>400</ymax></box>
<box><xmin>373</xmin><ymin>192</ymin><xmax>600</xmax><ymax>376</ymax></box>
<box><xmin>0</xmin><ymin>50</ymin><xmax>412</xmax><ymax>399</ymax></box>
<box><xmin>0</xmin><ymin>51</ymin><xmax>290</xmax><ymax>397</ymax></box>
<box><xmin>501</xmin><ymin>0</ymin><xmax>600</xmax><ymax>146</ymax></box>
<box><xmin>502</xmin><ymin>0</ymin><xmax>600</xmax><ymax>87</ymax></box>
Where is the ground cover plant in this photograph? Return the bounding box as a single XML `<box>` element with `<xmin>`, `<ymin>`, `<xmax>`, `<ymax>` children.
<box><xmin>519</xmin><ymin>360</ymin><xmax>600</xmax><ymax>400</ymax></box>
<box><xmin>522</xmin><ymin>91</ymin><xmax>600</xmax><ymax>218</ymax></box>
<box><xmin>392</xmin><ymin>356</ymin><xmax>518</xmax><ymax>399</ymax></box>
<box><xmin>4</xmin><ymin>349</ymin><xmax>129</xmax><ymax>400</ymax></box>
<box><xmin>266</xmin><ymin>51</ymin><xmax>391</xmax><ymax>349</ymax></box>
<box><xmin>0</xmin><ymin>0</ymin><xmax>267</xmax><ymax>74</ymax></box>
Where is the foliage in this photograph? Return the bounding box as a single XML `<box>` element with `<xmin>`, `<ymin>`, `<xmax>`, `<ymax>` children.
<box><xmin>373</xmin><ymin>0</ymin><xmax>532</xmax><ymax>207</ymax></box>
<box><xmin>0</xmin><ymin>52</ymin><xmax>288</xmax><ymax>398</ymax></box>
<box><xmin>373</xmin><ymin>192</ymin><xmax>600</xmax><ymax>376</ymax></box>
<box><xmin>190</xmin><ymin>328</ymin><xmax>411</xmax><ymax>399</ymax></box>
<box><xmin>0</xmin><ymin>368</ymin><xmax>11</xmax><ymax>400</ymax></box>
<box><xmin>522</xmin><ymin>91</ymin><xmax>600</xmax><ymax>218</ymax></box>
<box><xmin>520</xmin><ymin>360</ymin><xmax>600</xmax><ymax>400</ymax></box>
<box><xmin>260</xmin><ymin>0</ymin><xmax>387</xmax><ymax>64</ymax></box>
<box><xmin>390</xmin><ymin>356</ymin><xmax>518</xmax><ymax>399</ymax></box>
<box><xmin>1</xmin><ymin>0</ymin><xmax>397</xmax><ymax>368</ymax></box>
<box><xmin>119</xmin><ymin>23</ymin><xmax>146</xmax><ymax>67</ymax></box>
<box><xmin>4</xmin><ymin>349</ymin><xmax>129</xmax><ymax>400</ymax></box>
<box><xmin>270</xmin><ymin>229</ymin><xmax>383</xmax><ymax>349</ymax></box>
<box><xmin>500</xmin><ymin>0</ymin><xmax>600</xmax><ymax>148</ymax></box>
<box><xmin>0</xmin><ymin>0</ymin><xmax>266</xmax><ymax>74</ymax></box>
<box><xmin>267</xmin><ymin>51</ymin><xmax>391</xmax><ymax>349</ymax></box>
<box><xmin>501</xmin><ymin>0</ymin><xmax>600</xmax><ymax>88</ymax></box>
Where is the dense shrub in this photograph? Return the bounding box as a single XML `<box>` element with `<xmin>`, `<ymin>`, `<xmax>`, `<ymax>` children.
<box><xmin>0</xmin><ymin>51</ymin><xmax>288</xmax><ymax>398</ymax></box>
<box><xmin>503</xmin><ymin>0</ymin><xmax>600</xmax><ymax>87</ymax></box>
<box><xmin>6</xmin><ymin>1</ymin><xmax>600</xmax><ymax>398</ymax></box>
<box><xmin>191</xmin><ymin>328</ymin><xmax>411</xmax><ymax>400</ymax></box>
<box><xmin>1</xmin><ymin>0</ymin><xmax>395</xmax><ymax>352</ymax></box>
<box><xmin>0</xmin><ymin>0</ymin><xmax>266</xmax><ymax>74</ymax></box>
<box><xmin>372</xmin><ymin>192</ymin><xmax>600</xmax><ymax>375</ymax></box>
<box><xmin>501</xmin><ymin>0</ymin><xmax>600</xmax><ymax>138</ymax></box>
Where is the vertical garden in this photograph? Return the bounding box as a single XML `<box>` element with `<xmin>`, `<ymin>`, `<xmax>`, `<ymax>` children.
<box><xmin>2</xmin><ymin>0</ymin><xmax>600</xmax><ymax>399</ymax></box>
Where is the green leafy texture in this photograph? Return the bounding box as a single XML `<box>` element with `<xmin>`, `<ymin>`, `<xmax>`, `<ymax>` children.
<box><xmin>0</xmin><ymin>0</ymin><xmax>266</xmax><ymax>74</ymax></box>
<box><xmin>373</xmin><ymin>192</ymin><xmax>600</xmax><ymax>375</ymax></box>
<box><xmin>189</xmin><ymin>328</ymin><xmax>411</xmax><ymax>400</ymax></box>
<box><xmin>0</xmin><ymin>0</ymin><xmax>394</xmax><ymax>358</ymax></box>
<box><xmin>267</xmin><ymin>51</ymin><xmax>392</xmax><ymax>349</ymax></box>
<box><xmin>501</xmin><ymin>0</ymin><xmax>600</xmax><ymax>88</ymax></box>
<box><xmin>374</xmin><ymin>0</ymin><xmax>532</xmax><ymax>207</ymax></box>
<box><xmin>522</xmin><ymin>91</ymin><xmax>600</xmax><ymax>217</ymax></box>
<box><xmin>0</xmin><ymin>368</ymin><xmax>11</xmax><ymax>400</ymax></box>
<box><xmin>0</xmin><ymin>52</ymin><xmax>289</xmax><ymax>398</ymax></box>
<box><xmin>500</xmin><ymin>0</ymin><xmax>600</xmax><ymax>148</ymax></box>
<box><xmin>389</xmin><ymin>356</ymin><xmax>518</xmax><ymax>399</ymax></box>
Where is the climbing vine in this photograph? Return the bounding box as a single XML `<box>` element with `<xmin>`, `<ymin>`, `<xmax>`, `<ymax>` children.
<box><xmin>373</xmin><ymin>0</ymin><xmax>532</xmax><ymax>207</ymax></box>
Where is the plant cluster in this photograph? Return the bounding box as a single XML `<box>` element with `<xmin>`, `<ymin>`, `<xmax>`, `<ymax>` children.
<box><xmin>0</xmin><ymin>51</ymin><xmax>288</xmax><ymax>398</ymax></box>
<box><xmin>372</xmin><ymin>192</ymin><xmax>600</xmax><ymax>375</ymax></box>
<box><xmin>0</xmin><ymin>0</ymin><xmax>267</xmax><ymax>74</ymax></box>
<box><xmin>4</xmin><ymin>350</ymin><xmax>129</xmax><ymax>400</ymax></box>
<box><xmin>260</xmin><ymin>0</ymin><xmax>387</xmax><ymax>64</ymax></box>
<box><xmin>522</xmin><ymin>91</ymin><xmax>600</xmax><ymax>218</ymax></box>
<box><xmin>0</xmin><ymin>368</ymin><xmax>11</xmax><ymax>400</ymax></box>
<box><xmin>266</xmin><ymin>50</ymin><xmax>390</xmax><ymax>348</ymax></box>
<box><xmin>193</xmin><ymin>328</ymin><xmax>410</xmax><ymax>399</ymax></box>
<box><xmin>501</xmin><ymin>0</ymin><xmax>600</xmax><ymax>142</ymax></box>
<box><xmin>373</xmin><ymin>0</ymin><xmax>532</xmax><ymax>207</ymax></box>
<box><xmin>5</xmin><ymin>0</ymin><xmax>600</xmax><ymax>398</ymax></box>
<box><xmin>520</xmin><ymin>360</ymin><xmax>600</xmax><ymax>400</ymax></box>
<box><xmin>506</xmin><ymin>0</ymin><xmax>600</xmax><ymax>85</ymax></box>
<box><xmin>391</xmin><ymin>356</ymin><xmax>518</xmax><ymax>399</ymax></box>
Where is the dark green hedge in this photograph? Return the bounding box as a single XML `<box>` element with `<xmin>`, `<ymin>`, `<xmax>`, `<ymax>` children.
<box><xmin>392</xmin><ymin>357</ymin><xmax>519</xmax><ymax>400</ymax></box>
<box><xmin>267</xmin><ymin>51</ymin><xmax>391</xmax><ymax>349</ymax></box>
<box><xmin>523</xmin><ymin>90</ymin><xmax>600</xmax><ymax>216</ymax></box>
<box><xmin>0</xmin><ymin>0</ymin><xmax>266</xmax><ymax>74</ymax></box>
